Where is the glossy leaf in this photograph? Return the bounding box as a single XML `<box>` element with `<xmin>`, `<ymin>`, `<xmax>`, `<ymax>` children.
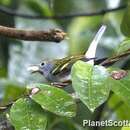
<box><xmin>109</xmin><ymin>70</ymin><xmax>130</xmax><ymax>106</ymax></box>
<box><xmin>10</xmin><ymin>98</ymin><xmax>47</xmax><ymax>130</ymax></box>
<box><xmin>71</xmin><ymin>60</ymin><xmax>109</xmax><ymax>112</ymax></box>
<box><xmin>29</xmin><ymin>84</ymin><xmax>77</xmax><ymax>117</ymax></box>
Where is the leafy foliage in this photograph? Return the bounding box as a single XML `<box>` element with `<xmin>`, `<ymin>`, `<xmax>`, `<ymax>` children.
<box><xmin>71</xmin><ymin>61</ymin><xmax>109</xmax><ymax>112</ymax></box>
<box><xmin>109</xmin><ymin>70</ymin><xmax>130</xmax><ymax>106</ymax></box>
<box><xmin>1</xmin><ymin>0</ymin><xmax>130</xmax><ymax>130</ymax></box>
<box><xmin>30</xmin><ymin>84</ymin><xmax>77</xmax><ymax>117</ymax></box>
<box><xmin>122</xmin><ymin>126</ymin><xmax>130</xmax><ymax>130</ymax></box>
<box><xmin>10</xmin><ymin>98</ymin><xmax>47</xmax><ymax>130</ymax></box>
<box><xmin>0</xmin><ymin>79</ymin><xmax>25</xmax><ymax>106</ymax></box>
<box><xmin>121</xmin><ymin>2</ymin><xmax>130</xmax><ymax>37</ymax></box>
<box><xmin>116</xmin><ymin>38</ymin><xmax>130</xmax><ymax>54</ymax></box>
<box><xmin>108</xmin><ymin>94</ymin><xmax>130</xmax><ymax>120</ymax></box>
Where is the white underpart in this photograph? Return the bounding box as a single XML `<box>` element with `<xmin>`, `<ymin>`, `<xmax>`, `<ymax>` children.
<box><xmin>85</xmin><ymin>25</ymin><xmax>107</xmax><ymax>65</ymax></box>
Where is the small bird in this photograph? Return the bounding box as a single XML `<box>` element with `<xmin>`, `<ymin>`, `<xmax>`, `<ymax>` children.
<box><xmin>28</xmin><ymin>56</ymin><xmax>97</xmax><ymax>82</ymax></box>
<box><xmin>27</xmin><ymin>50</ymin><xmax>130</xmax><ymax>85</ymax></box>
<box><xmin>27</xmin><ymin>24</ymin><xmax>130</xmax><ymax>85</ymax></box>
<box><xmin>27</xmin><ymin>25</ymin><xmax>107</xmax><ymax>84</ymax></box>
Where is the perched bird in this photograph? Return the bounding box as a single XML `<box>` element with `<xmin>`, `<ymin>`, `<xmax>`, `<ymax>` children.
<box><xmin>27</xmin><ymin>24</ymin><xmax>130</xmax><ymax>85</ymax></box>
<box><xmin>28</xmin><ymin>51</ymin><xmax>130</xmax><ymax>85</ymax></box>
<box><xmin>28</xmin><ymin>56</ymin><xmax>97</xmax><ymax>82</ymax></box>
<box><xmin>27</xmin><ymin>25</ymin><xmax>107</xmax><ymax>83</ymax></box>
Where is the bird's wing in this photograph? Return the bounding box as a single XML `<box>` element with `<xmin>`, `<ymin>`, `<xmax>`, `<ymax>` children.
<box><xmin>51</xmin><ymin>55</ymin><xmax>84</xmax><ymax>75</ymax></box>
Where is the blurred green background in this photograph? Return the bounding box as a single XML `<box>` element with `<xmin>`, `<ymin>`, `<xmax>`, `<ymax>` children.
<box><xmin>0</xmin><ymin>0</ymin><xmax>129</xmax><ymax>130</ymax></box>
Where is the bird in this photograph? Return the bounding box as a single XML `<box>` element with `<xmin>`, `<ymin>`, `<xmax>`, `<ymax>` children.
<box><xmin>27</xmin><ymin>25</ymin><xmax>107</xmax><ymax>84</ymax></box>
<box><xmin>27</xmin><ymin>24</ymin><xmax>130</xmax><ymax>86</ymax></box>
<box><xmin>27</xmin><ymin>50</ymin><xmax>130</xmax><ymax>85</ymax></box>
<box><xmin>27</xmin><ymin>56</ymin><xmax>98</xmax><ymax>82</ymax></box>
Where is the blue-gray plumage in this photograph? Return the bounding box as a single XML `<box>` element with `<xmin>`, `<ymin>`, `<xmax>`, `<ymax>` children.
<box><xmin>28</xmin><ymin>55</ymin><xmax>106</xmax><ymax>82</ymax></box>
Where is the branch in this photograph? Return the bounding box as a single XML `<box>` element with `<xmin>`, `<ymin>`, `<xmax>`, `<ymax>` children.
<box><xmin>0</xmin><ymin>25</ymin><xmax>66</xmax><ymax>42</ymax></box>
<box><xmin>100</xmin><ymin>49</ymin><xmax>130</xmax><ymax>66</ymax></box>
<box><xmin>0</xmin><ymin>4</ymin><xmax>127</xmax><ymax>20</ymax></box>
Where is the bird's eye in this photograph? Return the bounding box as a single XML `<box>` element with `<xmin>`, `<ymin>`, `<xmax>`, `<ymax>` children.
<box><xmin>40</xmin><ymin>62</ymin><xmax>45</xmax><ymax>67</ymax></box>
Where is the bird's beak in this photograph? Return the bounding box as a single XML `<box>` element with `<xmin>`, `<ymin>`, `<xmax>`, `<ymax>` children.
<box><xmin>27</xmin><ymin>65</ymin><xmax>40</xmax><ymax>73</ymax></box>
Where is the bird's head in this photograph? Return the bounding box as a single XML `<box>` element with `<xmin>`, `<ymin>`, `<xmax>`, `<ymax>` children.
<box><xmin>27</xmin><ymin>60</ymin><xmax>54</xmax><ymax>78</ymax></box>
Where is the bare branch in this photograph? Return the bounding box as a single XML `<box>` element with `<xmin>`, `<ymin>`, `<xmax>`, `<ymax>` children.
<box><xmin>0</xmin><ymin>4</ymin><xmax>127</xmax><ymax>20</ymax></box>
<box><xmin>100</xmin><ymin>49</ymin><xmax>130</xmax><ymax>66</ymax></box>
<box><xmin>0</xmin><ymin>25</ymin><xmax>66</xmax><ymax>42</ymax></box>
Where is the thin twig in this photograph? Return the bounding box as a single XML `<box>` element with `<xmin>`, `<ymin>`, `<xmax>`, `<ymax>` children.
<box><xmin>0</xmin><ymin>4</ymin><xmax>127</xmax><ymax>20</ymax></box>
<box><xmin>100</xmin><ymin>49</ymin><xmax>130</xmax><ymax>66</ymax></box>
<box><xmin>0</xmin><ymin>25</ymin><xmax>66</xmax><ymax>42</ymax></box>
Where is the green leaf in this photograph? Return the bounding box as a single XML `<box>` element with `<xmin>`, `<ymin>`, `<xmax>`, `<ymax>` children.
<box><xmin>121</xmin><ymin>2</ymin><xmax>130</xmax><ymax>37</ymax></box>
<box><xmin>29</xmin><ymin>84</ymin><xmax>77</xmax><ymax>117</ymax></box>
<box><xmin>0</xmin><ymin>79</ymin><xmax>26</xmax><ymax>106</ymax></box>
<box><xmin>108</xmin><ymin>94</ymin><xmax>130</xmax><ymax>120</ymax></box>
<box><xmin>71</xmin><ymin>60</ymin><xmax>109</xmax><ymax>112</ymax></box>
<box><xmin>109</xmin><ymin>70</ymin><xmax>130</xmax><ymax>106</ymax></box>
<box><xmin>122</xmin><ymin>126</ymin><xmax>130</xmax><ymax>130</ymax></box>
<box><xmin>10</xmin><ymin>98</ymin><xmax>47</xmax><ymax>130</ymax></box>
<box><xmin>116</xmin><ymin>38</ymin><xmax>130</xmax><ymax>54</ymax></box>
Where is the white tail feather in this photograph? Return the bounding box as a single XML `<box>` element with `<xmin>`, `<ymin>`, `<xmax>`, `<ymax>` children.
<box><xmin>85</xmin><ymin>25</ymin><xmax>107</xmax><ymax>65</ymax></box>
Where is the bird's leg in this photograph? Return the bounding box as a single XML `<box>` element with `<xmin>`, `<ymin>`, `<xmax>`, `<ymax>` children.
<box><xmin>51</xmin><ymin>80</ymin><xmax>72</xmax><ymax>88</ymax></box>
